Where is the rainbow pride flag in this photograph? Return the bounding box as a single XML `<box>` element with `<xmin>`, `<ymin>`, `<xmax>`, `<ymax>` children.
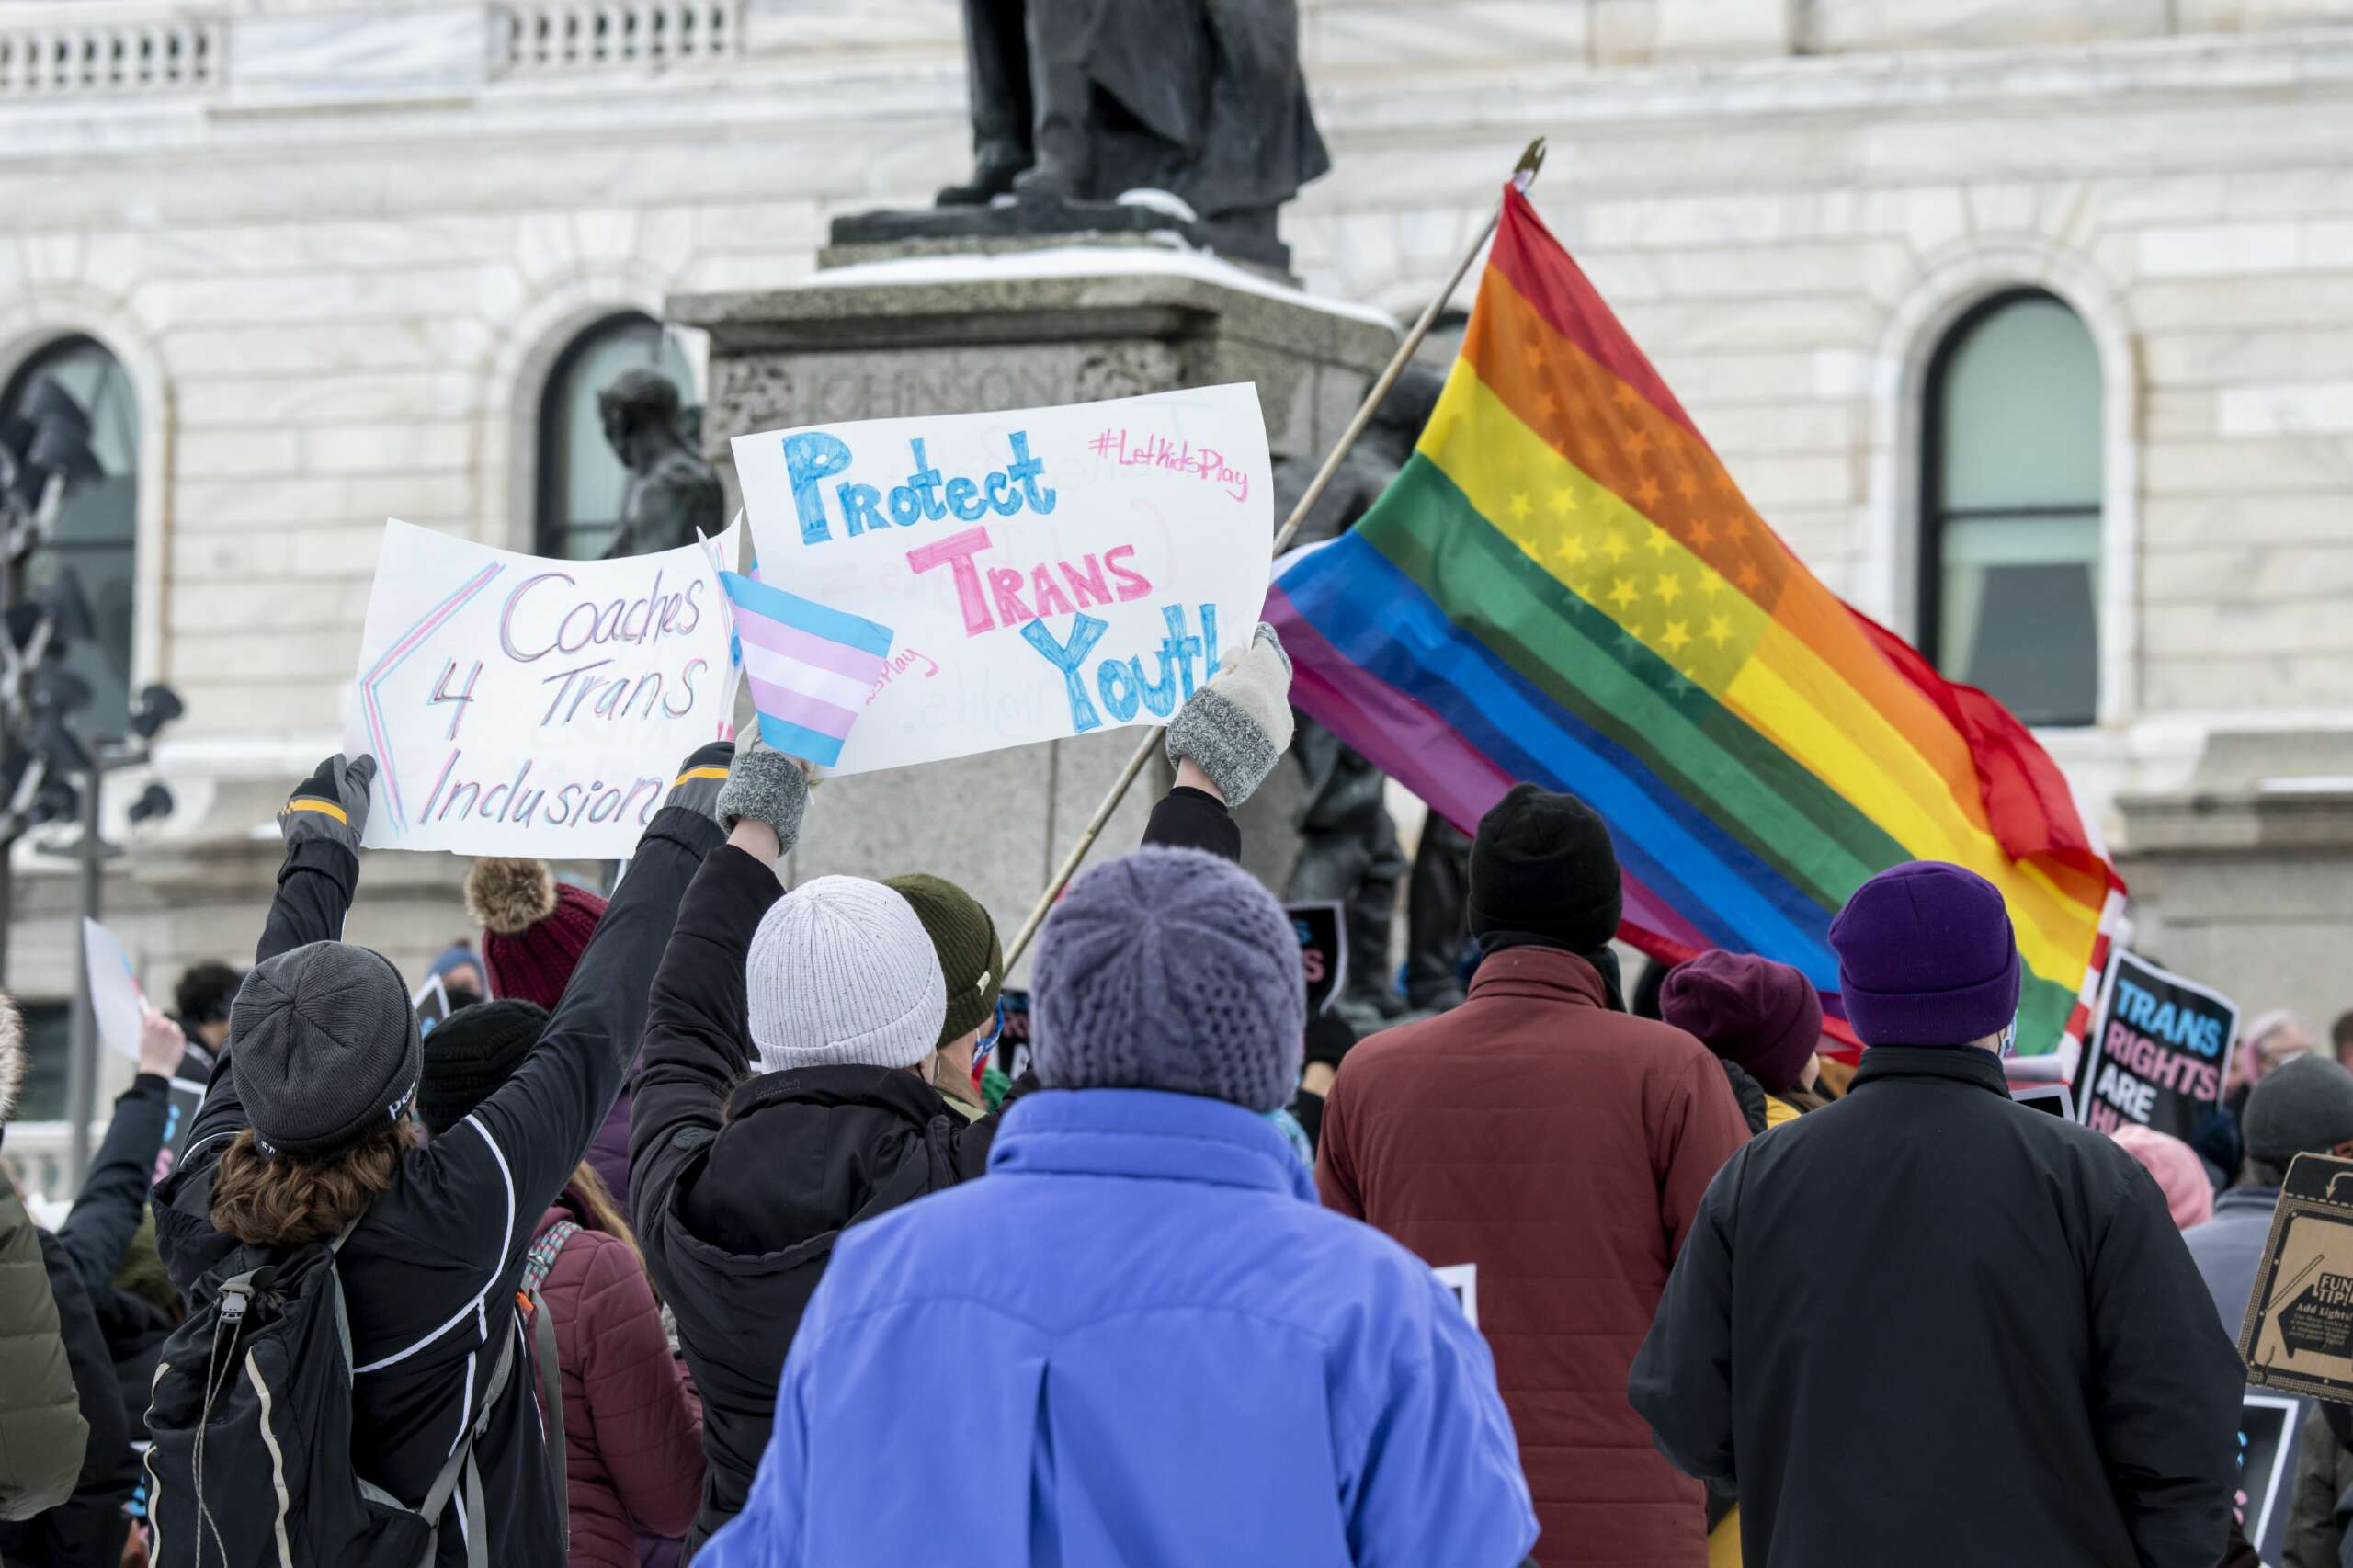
<box><xmin>1267</xmin><ymin>187</ymin><xmax>2124</xmax><ymax>1054</ymax></box>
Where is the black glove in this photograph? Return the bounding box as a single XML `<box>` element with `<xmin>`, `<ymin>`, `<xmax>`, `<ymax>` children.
<box><xmin>663</xmin><ymin>741</ymin><xmax>735</xmax><ymax>823</ymax></box>
<box><xmin>280</xmin><ymin>754</ymin><xmax>373</xmax><ymax>856</ymax></box>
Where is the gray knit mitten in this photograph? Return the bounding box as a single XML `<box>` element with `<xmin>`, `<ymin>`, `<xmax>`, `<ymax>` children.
<box><xmin>715</xmin><ymin>741</ymin><xmax>810</xmax><ymax>852</ymax></box>
<box><xmin>1165</xmin><ymin>622</ymin><xmax>1294</xmax><ymax>806</ymax></box>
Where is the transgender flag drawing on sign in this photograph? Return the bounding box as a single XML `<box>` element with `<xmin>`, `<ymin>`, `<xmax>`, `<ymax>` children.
<box><xmin>719</xmin><ymin>570</ymin><xmax>893</xmax><ymax>767</ymax></box>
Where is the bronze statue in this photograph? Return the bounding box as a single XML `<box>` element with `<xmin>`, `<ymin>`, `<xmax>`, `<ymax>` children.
<box><xmin>938</xmin><ymin>0</ymin><xmax>1330</xmax><ymax>267</ymax></box>
<box><xmin>597</xmin><ymin>368</ymin><xmax>724</xmax><ymax>560</ymax></box>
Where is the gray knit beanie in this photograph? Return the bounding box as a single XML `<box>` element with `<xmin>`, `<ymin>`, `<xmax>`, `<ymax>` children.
<box><xmin>2245</xmin><ymin>1052</ymin><xmax>2353</xmax><ymax>1165</ymax></box>
<box><xmin>1031</xmin><ymin>846</ymin><xmax>1304</xmax><ymax>1113</ymax></box>
<box><xmin>745</xmin><ymin>875</ymin><xmax>947</xmax><ymax>1074</ymax></box>
<box><xmin>231</xmin><ymin>941</ymin><xmax>421</xmax><ymax>1157</ymax></box>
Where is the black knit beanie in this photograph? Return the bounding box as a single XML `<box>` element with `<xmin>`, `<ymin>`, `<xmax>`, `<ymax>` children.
<box><xmin>885</xmin><ymin>873</ymin><xmax>1004</xmax><ymax>1050</ymax></box>
<box><xmin>1467</xmin><ymin>783</ymin><xmax>1623</xmax><ymax>952</ymax></box>
<box><xmin>418</xmin><ymin>999</ymin><xmax>549</xmax><ymax>1137</ymax></box>
<box><xmin>233</xmin><ymin>942</ymin><xmax>420</xmax><ymax>1158</ymax></box>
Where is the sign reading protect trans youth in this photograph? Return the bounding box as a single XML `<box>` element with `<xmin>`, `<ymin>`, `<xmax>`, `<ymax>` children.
<box><xmin>729</xmin><ymin>385</ymin><xmax>1273</xmax><ymax>777</ymax></box>
<box><xmin>2075</xmin><ymin>950</ymin><xmax>2238</xmax><ymax>1142</ymax></box>
<box><xmin>2244</xmin><ymin>1153</ymin><xmax>2353</xmax><ymax>1404</ymax></box>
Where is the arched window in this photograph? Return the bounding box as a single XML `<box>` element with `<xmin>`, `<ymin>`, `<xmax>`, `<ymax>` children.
<box><xmin>536</xmin><ymin>312</ymin><xmax>695</xmax><ymax>560</ymax></box>
<box><xmin>3</xmin><ymin>335</ymin><xmax>139</xmax><ymax>737</ymax></box>
<box><xmin>1920</xmin><ymin>290</ymin><xmax>2102</xmax><ymax>727</ymax></box>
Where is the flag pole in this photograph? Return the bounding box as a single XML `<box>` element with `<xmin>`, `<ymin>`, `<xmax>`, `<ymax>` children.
<box><xmin>1001</xmin><ymin>138</ymin><xmax>1549</xmax><ymax>971</ymax></box>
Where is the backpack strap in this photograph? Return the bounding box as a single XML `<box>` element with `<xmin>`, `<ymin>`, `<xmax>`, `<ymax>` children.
<box><xmin>517</xmin><ymin>1219</ymin><xmax>576</xmax><ymax>1548</ymax></box>
<box><xmin>412</xmin><ymin>1324</ymin><xmax>519</xmax><ymax>1568</ymax></box>
<box><xmin>518</xmin><ymin>1220</ymin><xmax>577</xmax><ymax>1300</ymax></box>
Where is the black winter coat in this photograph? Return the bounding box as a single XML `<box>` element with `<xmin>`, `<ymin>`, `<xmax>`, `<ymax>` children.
<box><xmin>57</xmin><ymin>1071</ymin><xmax>179</xmax><ymax>1441</ymax></box>
<box><xmin>155</xmin><ymin>807</ymin><xmax>720</xmax><ymax>1568</ymax></box>
<box><xmin>1630</xmin><ymin>1045</ymin><xmax>2244</xmax><ymax>1568</ymax></box>
<box><xmin>631</xmin><ymin>784</ymin><xmax>1237</xmax><ymax>1555</ymax></box>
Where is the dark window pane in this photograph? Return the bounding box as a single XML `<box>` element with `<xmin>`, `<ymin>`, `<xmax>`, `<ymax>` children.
<box><xmin>16</xmin><ymin>1000</ymin><xmax>71</xmax><ymax>1122</ymax></box>
<box><xmin>538</xmin><ymin>313</ymin><xmax>694</xmax><ymax>559</ymax></box>
<box><xmin>1924</xmin><ymin>292</ymin><xmax>2102</xmax><ymax>727</ymax></box>
<box><xmin>3</xmin><ymin>338</ymin><xmax>139</xmax><ymax>737</ymax></box>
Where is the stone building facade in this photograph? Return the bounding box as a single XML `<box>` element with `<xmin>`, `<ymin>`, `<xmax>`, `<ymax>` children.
<box><xmin>3</xmin><ymin>0</ymin><xmax>2350</xmax><ymax>1188</ymax></box>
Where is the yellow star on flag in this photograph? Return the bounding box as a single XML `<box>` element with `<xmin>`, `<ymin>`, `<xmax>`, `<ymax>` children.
<box><xmin>1560</xmin><ymin>535</ymin><xmax>1588</xmax><ymax>565</ymax></box>
<box><xmin>1510</xmin><ymin>493</ymin><xmax>1533</xmax><ymax>520</ymax></box>
<box><xmin>1601</xmin><ymin>532</ymin><xmax>1631</xmax><ymax>562</ymax></box>
<box><xmin>1643</xmin><ymin>528</ymin><xmax>1673</xmax><ymax>558</ymax></box>
<box><xmin>1551</xmin><ymin>488</ymin><xmax>1579</xmax><ymax>516</ymax></box>
<box><xmin>1706</xmin><ymin>615</ymin><xmax>1734</xmax><ymax>647</ymax></box>
<box><xmin>1608</xmin><ymin>576</ymin><xmax>1641</xmax><ymax>610</ymax></box>
<box><xmin>1661</xmin><ymin>619</ymin><xmax>1692</xmax><ymax>654</ymax></box>
<box><xmin>1655</xmin><ymin>574</ymin><xmax>1683</xmax><ymax>605</ymax></box>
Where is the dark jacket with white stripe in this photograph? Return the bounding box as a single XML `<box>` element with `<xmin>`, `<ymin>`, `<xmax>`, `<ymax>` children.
<box><xmin>154</xmin><ymin>806</ymin><xmax>722</xmax><ymax>1568</ymax></box>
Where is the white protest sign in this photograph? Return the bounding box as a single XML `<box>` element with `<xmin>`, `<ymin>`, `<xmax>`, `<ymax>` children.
<box><xmin>82</xmin><ymin>917</ymin><xmax>146</xmax><ymax>1061</ymax></box>
<box><xmin>730</xmin><ymin>384</ymin><xmax>1272</xmax><ymax>776</ymax></box>
<box><xmin>342</xmin><ymin>518</ymin><xmax>741</xmax><ymax>857</ymax></box>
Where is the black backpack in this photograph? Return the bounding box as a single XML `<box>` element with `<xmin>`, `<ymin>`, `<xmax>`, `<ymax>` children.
<box><xmin>143</xmin><ymin>1229</ymin><xmax>540</xmax><ymax>1568</ymax></box>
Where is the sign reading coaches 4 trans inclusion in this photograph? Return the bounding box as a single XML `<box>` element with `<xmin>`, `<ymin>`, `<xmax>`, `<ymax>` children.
<box><xmin>343</xmin><ymin>517</ymin><xmax>743</xmax><ymax>858</ymax></box>
<box><xmin>729</xmin><ymin>384</ymin><xmax>1273</xmax><ymax>775</ymax></box>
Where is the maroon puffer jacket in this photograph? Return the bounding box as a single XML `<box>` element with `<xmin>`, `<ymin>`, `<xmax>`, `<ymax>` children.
<box><xmin>531</xmin><ymin>1190</ymin><xmax>704</xmax><ymax>1568</ymax></box>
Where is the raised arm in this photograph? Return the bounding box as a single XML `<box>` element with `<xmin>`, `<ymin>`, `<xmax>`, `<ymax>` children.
<box><xmin>449</xmin><ymin>745</ymin><xmax>733</xmax><ymax>1243</ymax></box>
<box><xmin>176</xmin><ymin>754</ymin><xmax>374</xmax><ymax>1165</ymax></box>
<box><xmin>630</xmin><ymin>746</ymin><xmax>801</xmax><ymax>1251</ymax></box>
<box><xmin>56</xmin><ymin>1009</ymin><xmax>182</xmax><ymax>1289</ymax></box>
<box><xmin>1142</xmin><ymin>622</ymin><xmax>1294</xmax><ymax>862</ymax></box>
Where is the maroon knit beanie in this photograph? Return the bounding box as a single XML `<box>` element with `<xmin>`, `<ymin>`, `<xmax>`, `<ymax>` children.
<box><xmin>463</xmin><ymin>858</ymin><xmax>606</xmax><ymax>1010</ymax></box>
<box><xmin>1659</xmin><ymin>949</ymin><xmax>1824</xmax><ymax>1095</ymax></box>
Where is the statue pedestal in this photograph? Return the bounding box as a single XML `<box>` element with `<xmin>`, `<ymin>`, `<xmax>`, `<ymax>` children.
<box><xmin>667</xmin><ymin>244</ymin><xmax>1398</xmax><ymax>976</ymax></box>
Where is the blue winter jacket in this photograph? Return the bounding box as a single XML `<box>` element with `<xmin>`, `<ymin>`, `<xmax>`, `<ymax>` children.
<box><xmin>699</xmin><ymin>1087</ymin><xmax>1538</xmax><ymax>1568</ymax></box>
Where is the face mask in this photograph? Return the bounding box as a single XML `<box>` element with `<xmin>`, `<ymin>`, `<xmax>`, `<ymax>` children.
<box><xmin>1999</xmin><ymin>1017</ymin><xmax>2018</xmax><ymax>1059</ymax></box>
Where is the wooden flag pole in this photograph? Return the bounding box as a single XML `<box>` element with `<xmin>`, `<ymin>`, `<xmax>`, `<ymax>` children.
<box><xmin>999</xmin><ymin>138</ymin><xmax>1549</xmax><ymax>971</ymax></box>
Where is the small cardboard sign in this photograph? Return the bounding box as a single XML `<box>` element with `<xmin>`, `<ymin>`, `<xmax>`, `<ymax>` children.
<box><xmin>2241</xmin><ymin>1153</ymin><xmax>2353</xmax><ymax>1403</ymax></box>
<box><xmin>2076</xmin><ymin>951</ymin><xmax>2239</xmax><ymax>1142</ymax></box>
<box><xmin>342</xmin><ymin>517</ymin><xmax>742</xmax><ymax>858</ymax></box>
<box><xmin>414</xmin><ymin>974</ymin><xmax>454</xmax><ymax>1040</ymax></box>
<box><xmin>1286</xmin><ymin>902</ymin><xmax>1346</xmax><ymax>1017</ymax></box>
<box><xmin>1434</xmin><ymin>1263</ymin><xmax>1479</xmax><ymax>1328</ymax></box>
<box><xmin>995</xmin><ymin>987</ymin><xmax>1034</xmax><ymax>1084</ymax></box>
<box><xmin>2240</xmin><ymin>1392</ymin><xmax>2302</xmax><ymax>1562</ymax></box>
<box><xmin>730</xmin><ymin>385</ymin><xmax>1273</xmax><ymax>776</ymax></box>
<box><xmin>2010</xmin><ymin>1080</ymin><xmax>2076</xmax><ymax>1120</ymax></box>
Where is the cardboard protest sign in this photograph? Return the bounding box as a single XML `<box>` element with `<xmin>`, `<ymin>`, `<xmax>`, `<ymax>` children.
<box><xmin>2075</xmin><ymin>951</ymin><xmax>2238</xmax><ymax>1141</ymax></box>
<box><xmin>1287</xmin><ymin>903</ymin><xmax>1346</xmax><ymax>1017</ymax></box>
<box><xmin>2009</xmin><ymin>1081</ymin><xmax>2076</xmax><ymax>1120</ymax></box>
<box><xmin>2242</xmin><ymin>1152</ymin><xmax>2353</xmax><ymax>1403</ymax></box>
<box><xmin>83</xmin><ymin>917</ymin><xmax>146</xmax><ymax>1061</ymax></box>
<box><xmin>731</xmin><ymin>385</ymin><xmax>1273</xmax><ymax>775</ymax></box>
<box><xmin>342</xmin><ymin>518</ymin><xmax>741</xmax><ymax>858</ymax></box>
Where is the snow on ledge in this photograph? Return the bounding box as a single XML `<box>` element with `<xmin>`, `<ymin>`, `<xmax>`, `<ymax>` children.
<box><xmin>805</xmin><ymin>244</ymin><xmax>1402</xmax><ymax>334</ymax></box>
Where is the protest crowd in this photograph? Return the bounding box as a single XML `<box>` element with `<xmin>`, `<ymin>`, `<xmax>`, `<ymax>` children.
<box><xmin>0</xmin><ymin>609</ymin><xmax>2340</xmax><ymax>1568</ymax></box>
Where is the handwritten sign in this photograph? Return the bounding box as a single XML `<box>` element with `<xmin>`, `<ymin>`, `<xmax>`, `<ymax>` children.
<box><xmin>2075</xmin><ymin>951</ymin><xmax>2239</xmax><ymax>1142</ymax></box>
<box><xmin>342</xmin><ymin>518</ymin><xmax>740</xmax><ymax>858</ymax></box>
<box><xmin>731</xmin><ymin>385</ymin><xmax>1273</xmax><ymax>775</ymax></box>
<box><xmin>83</xmin><ymin>917</ymin><xmax>146</xmax><ymax>1061</ymax></box>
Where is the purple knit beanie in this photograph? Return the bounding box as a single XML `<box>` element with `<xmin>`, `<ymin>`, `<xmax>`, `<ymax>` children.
<box><xmin>1828</xmin><ymin>861</ymin><xmax>2021</xmax><ymax>1048</ymax></box>
<box><xmin>1032</xmin><ymin>846</ymin><xmax>1305</xmax><ymax>1113</ymax></box>
<box><xmin>1660</xmin><ymin>950</ymin><xmax>1823</xmax><ymax>1094</ymax></box>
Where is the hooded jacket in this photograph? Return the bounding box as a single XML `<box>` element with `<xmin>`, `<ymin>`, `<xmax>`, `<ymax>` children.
<box><xmin>1631</xmin><ymin>1045</ymin><xmax>2244</xmax><ymax>1568</ymax></box>
<box><xmin>0</xmin><ymin>1026</ymin><xmax>88</xmax><ymax>1528</ymax></box>
<box><xmin>153</xmin><ymin>806</ymin><xmax>721</xmax><ymax>1568</ymax></box>
<box><xmin>631</xmin><ymin>785</ymin><xmax>1239</xmax><ymax>1555</ymax></box>
<box><xmin>699</xmin><ymin>1088</ymin><xmax>1536</xmax><ymax>1568</ymax></box>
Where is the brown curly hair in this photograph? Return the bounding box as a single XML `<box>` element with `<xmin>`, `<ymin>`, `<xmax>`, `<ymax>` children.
<box><xmin>209</xmin><ymin>1117</ymin><xmax>420</xmax><ymax>1245</ymax></box>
